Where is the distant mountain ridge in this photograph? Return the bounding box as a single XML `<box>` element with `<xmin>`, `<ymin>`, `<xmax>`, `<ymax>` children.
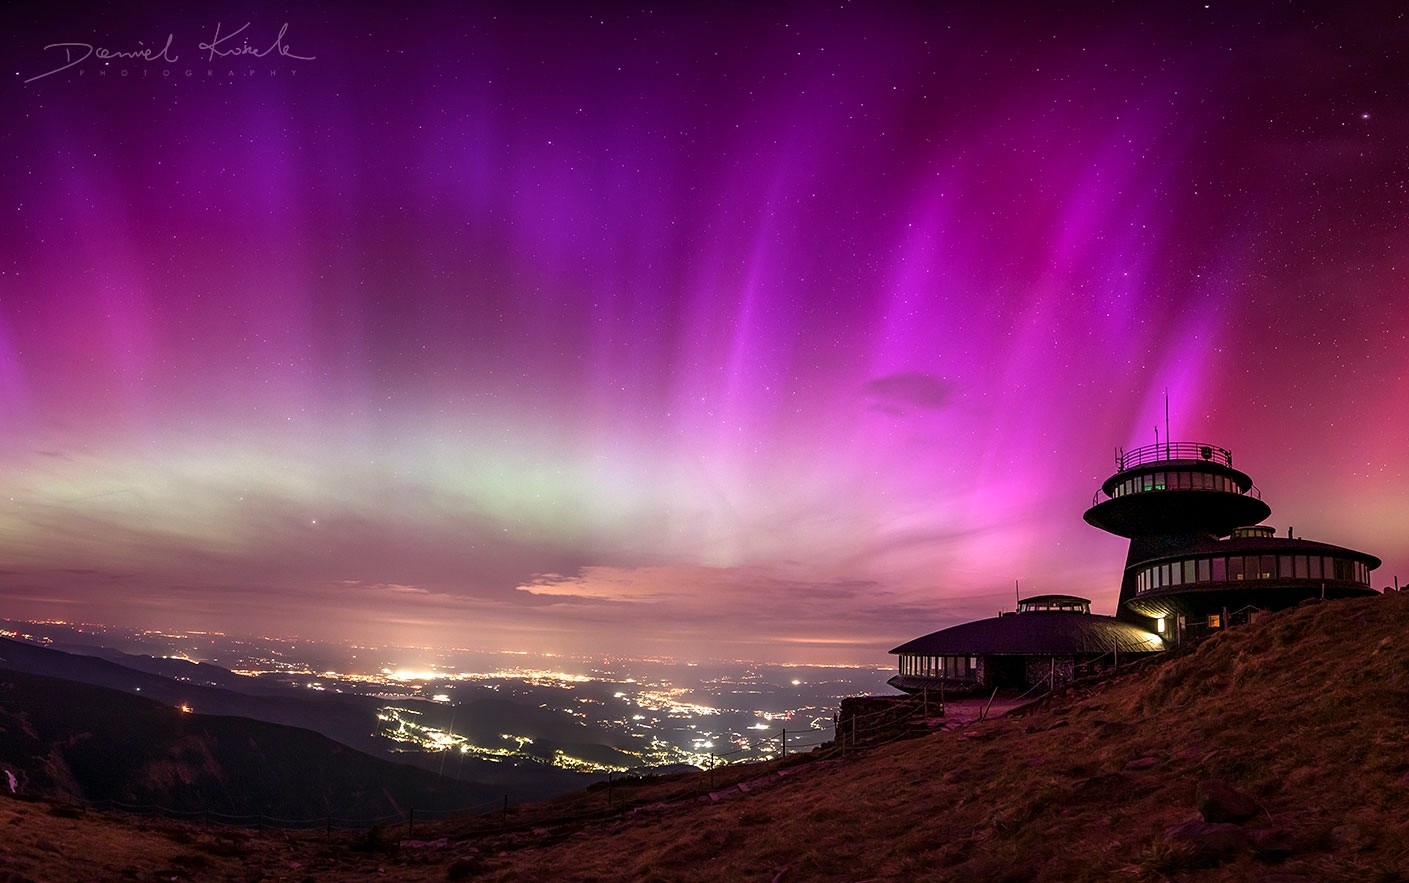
<box><xmin>0</xmin><ymin>636</ymin><xmax>593</xmax><ymax>802</ymax></box>
<box><xmin>0</xmin><ymin>667</ymin><xmax>486</xmax><ymax>818</ymax></box>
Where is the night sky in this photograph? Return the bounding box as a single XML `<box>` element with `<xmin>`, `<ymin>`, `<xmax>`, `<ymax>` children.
<box><xmin>2</xmin><ymin>2</ymin><xmax>1406</xmax><ymax>662</ymax></box>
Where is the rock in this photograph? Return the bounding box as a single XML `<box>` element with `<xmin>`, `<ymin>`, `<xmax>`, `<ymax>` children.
<box><xmin>1125</xmin><ymin>756</ymin><xmax>1158</xmax><ymax>770</ymax></box>
<box><xmin>1195</xmin><ymin>778</ymin><xmax>1261</xmax><ymax>823</ymax></box>
<box><xmin>1248</xmin><ymin>826</ymin><xmax>1295</xmax><ymax>858</ymax></box>
<box><xmin>1329</xmin><ymin>823</ymin><xmax>1364</xmax><ymax>850</ymax></box>
<box><xmin>1165</xmin><ymin>819</ymin><xmax>1249</xmax><ymax>864</ymax></box>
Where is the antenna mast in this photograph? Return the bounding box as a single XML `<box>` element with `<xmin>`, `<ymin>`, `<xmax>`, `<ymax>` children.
<box><xmin>1164</xmin><ymin>388</ymin><xmax>1171</xmax><ymax>458</ymax></box>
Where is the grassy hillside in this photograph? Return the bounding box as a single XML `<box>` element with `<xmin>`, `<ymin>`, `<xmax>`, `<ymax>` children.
<box><xmin>3</xmin><ymin>593</ymin><xmax>1408</xmax><ymax>881</ymax></box>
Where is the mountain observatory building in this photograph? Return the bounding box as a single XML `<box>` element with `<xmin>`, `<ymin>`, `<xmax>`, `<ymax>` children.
<box><xmin>890</xmin><ymin>438</ymin><xmax>1382</xmax><ymax>694</ymax></box>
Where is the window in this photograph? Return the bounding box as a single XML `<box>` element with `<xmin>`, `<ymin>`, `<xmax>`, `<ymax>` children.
<box><xmin>1183</xmin><ymin>560</ymin><xmax>1197</xmax><ymax>583</ymax></box>
<box><xmin>1197</xmin><ymin>558</ymin><xmax>1211</xmax><ymax>582</ymax></box>
<box><xmin>1260</xmin><ymin>555</ymin><xmax>1275</xmax><ymax>579</ymax></box>
<box><xmin>1212</xmin><ymin>557</ymin><xmax>1227</xmax><ymax>581</ymax></box>
<box><xmin>1154</xmin><ymin>472</ymin><xmax>1166</xmax><ymax>490</ymax></box>
<box><xmin>1279</xmin><ymin>555</ymin><xmax>1292</xmax><ymax>578</ymax></box>
<box><xmin>1170</xmin><ymin>563</ymin><xmax>1182</xmax><ymax>586</ymax></box>
<box><xmin>1142</xmin><ymin>474</ymin><xmax>1154</xmax><ymax>492</ymax></box>
<box><xmin>1309</xmin><ymin>556</ymin><xmax>1322</xmax><ymax>579</ymax></box>
<box><xmin>1229</xmin><ymin>556</ymin><xmax>1244</xmax><ymax>580</ymax></box>
<box><xmin>1294</xmin><ymin>555</ymin><xmax>1308</xmax><ymax>578</ymax></box>
<box><xmin>1208</xmin><ymin>614</ymin><xmax>1222</xmax><ymax>628</ymax></box>
<box><xmin>940</xmin><ymin>656</ymin><xmax>974</xmax><ymax>678</ymax></box>
<box><xmin>1335</xmin><ymin>559</ymin><xmax>1354</xmax><ymax>581</ymax></box>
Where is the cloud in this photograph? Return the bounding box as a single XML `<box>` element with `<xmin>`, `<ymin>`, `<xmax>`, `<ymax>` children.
<box><xmin>862</xmin><ymin>372</ymin><xmax>953</xmax><ymax>411</ymax></box>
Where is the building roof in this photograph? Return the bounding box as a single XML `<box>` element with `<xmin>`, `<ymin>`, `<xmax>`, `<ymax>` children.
<box><xmin>890</xmin><ymin>611</ymin><xmax>1165</xmax><ymax>657</ymax></box>
<box><xmin>1019</xmin><ymin>594</ymin><xmax>1090</xmax><ymax>605</ymax></box>
<box><xmin>1142</xmin><ymin>535</ymin><xmax>1382</xmax><ymax>569</ymax></box>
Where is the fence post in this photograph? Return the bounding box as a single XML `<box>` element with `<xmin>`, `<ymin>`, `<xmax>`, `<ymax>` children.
<box><xmin>709</xmin><ymin>753</ymin><xmax>715</xmax><ymax>789</ymax></box>
<box><xmin>780</xmin><ymin>728</ymin><xmax>786</xmax><ymax>759</ymax></box>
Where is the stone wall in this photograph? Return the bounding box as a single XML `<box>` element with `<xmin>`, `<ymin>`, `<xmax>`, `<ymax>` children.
<box><xmin>1024</xmin><ymin>655</ymin><xmax>1077</xmax><ymax>690</ymax></box>
<box><xmin>836</xmin><ymin>695</ymin><xmax>922</xmax><ymax>746</ymax></box>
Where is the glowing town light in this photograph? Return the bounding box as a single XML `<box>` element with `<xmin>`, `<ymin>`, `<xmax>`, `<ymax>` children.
<box><xmin>390</xmin><ymin>669</ymin><xmax>440</xmax><ymax>681</ymax></box>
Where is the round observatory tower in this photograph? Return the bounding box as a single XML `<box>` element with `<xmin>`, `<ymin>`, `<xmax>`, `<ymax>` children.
<box><xmin>1085</xmin><ymin>440</ymin><xmax>1379</xmax><ymax>641</ymax></box>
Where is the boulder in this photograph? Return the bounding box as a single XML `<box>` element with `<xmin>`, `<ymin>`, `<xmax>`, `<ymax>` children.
<box><xmin>1165</xmin><ymin>819</ymin><xmax>1249</xmax><ymax>864</ymax></box>
<box><xmin>1248</xmin><ymin>826</ymin><xmax>1296</xmax><ymax>858</ymax></box>
<box><xmin>1195</xmin><ymin>778</ymin><xmax>1261</xmax><ymax>823</ymax></box>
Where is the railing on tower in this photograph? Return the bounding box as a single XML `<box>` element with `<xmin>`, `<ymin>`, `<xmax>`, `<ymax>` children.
<box><xmin>1116</xmin><ymin>441</ymin><xmax>1233</xmax><ymax>471</ymax></box>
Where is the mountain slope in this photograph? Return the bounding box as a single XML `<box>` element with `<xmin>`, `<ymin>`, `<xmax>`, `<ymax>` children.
<box><xmin>0</xmin><ymin>667</ymin><xmax>494</xmax><ymax>818</ymax></box>
<box><xmin>4</xmin><ymin>593</ymin><xmax>1409</xmax><ymax>881</ymax></box>
<box><xmin>452</xmin><ymin>592</ymin><xmax>1409</xmax><ymax>881</ymax></box>
<box><xmin>0</xmin><ymin>637</ymin><xmax>593</xmax><ymax>801</ymax></box>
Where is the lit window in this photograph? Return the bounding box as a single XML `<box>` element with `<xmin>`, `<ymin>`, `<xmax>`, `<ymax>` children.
<box><xmin>1156</xmin><ymin>617</ymin><xmax>1166</xmax><ymax>634</ymax></box>
<box><xmin>1208</xmin><ymin>614</ymin><xmax>1222</xmax><ymax>629</ymax></box>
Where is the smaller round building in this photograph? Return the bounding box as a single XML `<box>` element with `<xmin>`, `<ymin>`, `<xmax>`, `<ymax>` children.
<box><xmin>888</xmin><ymin>595</ymin><xmax>1164</xmax><ymax>694</ymax></box>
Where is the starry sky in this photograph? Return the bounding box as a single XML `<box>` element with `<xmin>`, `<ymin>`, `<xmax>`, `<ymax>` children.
<box><xmin>1</xmin><ymin>1</ymin><xmax>1406</xmax><ymax>663</ymax></box>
